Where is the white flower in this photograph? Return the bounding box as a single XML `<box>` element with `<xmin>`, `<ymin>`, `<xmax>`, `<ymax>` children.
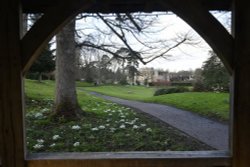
<box><xmin>106</xmin><ymin>124</ymin><xmax>110</xmax><ymax>126</ymax></box>
<box><xmin>110</xmin><ymin>128</ymin><xmax>116</xmax><ymax>132</ymax></box>
<box><xmin>37</xmin><ymin>139</ymin><xmax>44</xmax><ymax>143</ymax></box>
<box><xmin>50</xmin><ymin>143</ymin><xmax>56</xmax><ymax>147</ymax></box>
<box><xmin>91</xmin><ymin>127</ymin><xmax>99</xmax><ymax>131</ymax></box>
<box><xmin>146</xmin><ymin>128</ymin><xmax>152</xmax><ymax>132</ymax></box>
<box><xmin>133</xmin><ymin>125</ymin><xmax>139</xmax><ymax>129</ymax></box>
<box><xmin>120</xmin><ymin>119</ymin><xmax>125</xmax><ymax>122</ymax></box>
<box><xmin>52</xmin><ymin>135</ymin><xmax>60</xmax><ymax>140</ymax></box>
<box><xmin>130</xmin><ymin>119</ymin><xmax>137</xmax><ymax>124</ymax></box>
<box><xmin>120</xmin><ymin>115</ymin><xmax>126</xmax><ymax>118</ymax></box>
<box><xmin>111</xmin><ymin>110</ymin><xmax>116</xmax><ymax>113</ymax></box>
<box><xmin>99</xmin><ymin>125</ymin><xmax>105</xmax><ymax>129</ymax></box>
<box><xmin>33</xmin><ymin>144</ymin><xmax>44</xmax><ymax>149</ymax></box>
<box><xmin>108</xmin><ymin>113</ymin><xmax>112</xmax><ymax>116</ymax></box>
<box><xmin>73</xmin><ymin>142</ymin><xmax>80</xmax><ymax>147</ymax></box>
<box><xmin>72</xmin><ymin>125</ymin><xmax>81</xmax><ymax>130</ymax></box>
<box><xmin>34</xmin><ymin>113</ymin><xmax>43</xmax><ymax>118</ymax></box>
<box><xmin>41</xmin><ymin>108</ymin><xmax>49</xmax><ymax>112</ymax></box>
<box><xmin>106</xmin><ymin>119</ymin><xmax>110</xmax><ymax>122</ymax></box>
<box><xmin>141</xmin><ymin>124</ymin><xmax>146</xmax><ymax>127</ymax></box>
<box><xmin>92</xmin><ymin>108</ymin><xmax>97</xmax><ymax>110</ymax></box>
<box><xmin>120</xmin><ymin>124</ymin><xmax>126</xmax><ymax>129</ymax></box>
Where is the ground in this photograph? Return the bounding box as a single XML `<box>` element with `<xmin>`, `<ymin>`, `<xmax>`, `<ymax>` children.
<box><xmin>25</xmin><ymin>80</ymin><xmax>212</xmax><ymax>152</ymax></box>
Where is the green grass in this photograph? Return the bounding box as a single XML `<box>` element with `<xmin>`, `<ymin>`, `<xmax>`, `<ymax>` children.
<box><xmin>25</xmin><ymin>79</ymin><xmax>55</xmax><ymax>100</ymax></box>
<box><xmin>82</xmin><ymin>85</ymin><xmax>155</xmax><ymax>101</ymax></box>
<box><xmin>145</xmin><ymin>92</ymin><xmax>229</xmax><ymax>121</ymax></box>
<box><xmin>76</xmin><ymin>81</ymin><xmax>94</xmax><ymax>87</ymax></box>
<box><xmin>81</xmin><ymin>85</ymin><xmax>229</xmax><ymax>121</ymax></box>
<box><xmin>25</xmin><ymin>79</ymin><xmax>210</xmax><ymax>152</ymax></box>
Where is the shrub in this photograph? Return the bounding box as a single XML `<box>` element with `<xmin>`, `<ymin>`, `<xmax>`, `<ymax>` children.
<box><xmin>193</xmin><ymin>80</ymin><xmax>207</xmax><ymax>92</ymax></box>
<box><xmin>119</xmin><ymin>78</ymin><xmax>128</xmax><ymax>85</ymax></box>
<box><xmin>154</xmin><ymin>87</ymin><xmax>189</xmax><ymax>96</ymax></box>
<box><xmin>171</xmin><ymin>82</ymin><xmax>193</xmax><ymax>87</ymax></box>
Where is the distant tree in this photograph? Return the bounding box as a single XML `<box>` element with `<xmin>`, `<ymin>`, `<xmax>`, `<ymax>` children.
<box><xmin>114</xmin><ymin>68</ymin><xmax>127</xmax><ymax>84</ymax></box>
<box><xmin>193</xmin><ymin>68</ymin><xmax>206</xmax><ymax>92</ymax></box>
<box><xmin>29</xmin><ymin>44</ymin><xmax>55</xmax><ymax>82</ymax></box>
<box><xmin>116</xmin><ymin>48</ymin><xmax>140</xmax><ymax>84</ymax></box>
<box><xmin>202</xmin><ymin>51</ymin><xmax>230</xmax><ymax>92</ymax></box>
<box><xmin>143</xmin><ymin>78</ymin><xmax>149</xmax><ymax>86</ymax></box>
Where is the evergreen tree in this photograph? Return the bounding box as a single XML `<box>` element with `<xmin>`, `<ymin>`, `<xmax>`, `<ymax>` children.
<box><xmin>29</xmin><ymin>44</ymin><xmax>55</xmax><ymax>82</ymax></box>
<box><xmin>202</xmin><ymin>51</ymin><xmax>230</xmax><ymax>91</ymax></box>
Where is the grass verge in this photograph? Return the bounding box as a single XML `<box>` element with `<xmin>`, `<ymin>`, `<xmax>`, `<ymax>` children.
<box><xmin>144</xmin><ymin>92</ymin><xmax>229</xmax><ymax>121</ymax></box>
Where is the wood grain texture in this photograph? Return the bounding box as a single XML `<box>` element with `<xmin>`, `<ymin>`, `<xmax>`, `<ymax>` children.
<box><xmin>21</xmin><ymin>0</ymin><xmax>231</xmax><ymax>13</ymax></box>
<box><xmin>232</xmin><ymin>0</ymin><xmax>250</xmax><ymax>166</ymax></box>
<box><xmin>0</xmin><ymin>0</ymin><xmax>25</xmax><ymax>167</ymax></box>
<box><xmin>27</xmin><ymin>151</ymin><xmax>231</xmax><ymax>167</ymax></box>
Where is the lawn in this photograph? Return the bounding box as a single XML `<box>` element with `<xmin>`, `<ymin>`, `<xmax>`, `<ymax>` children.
<box><xmin>82</xmin><ymin>85</ymin><xmax>155</xmax><ymax>100</ymax></box>
<box><xmin>81</xmin><ymin>85</ymin><xmax>230</xmax><ymax>121</ymax></box>
<box><xmin>25</xmin><ymin>79</ymin><xmax>210</xmax><ymax>152</ymax></box>
<box><xmin>144</xmin><ymin>92</ymin><xmax>230</xmax><ymax>121</ymax></box>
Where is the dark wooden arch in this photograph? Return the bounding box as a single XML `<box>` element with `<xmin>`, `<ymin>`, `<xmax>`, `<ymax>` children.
<box><xmin>21</xmin><ymin>0</ymin><xmax>94</xmax><ymax>73</ymax></box>
<box><xmin>21</xmin><ymin>0</ymin><xmax>233</xmax><ymax>74</ymax></box>
<box><xmin>3</xmin><ymin>0</ymin><xmax>250</xmax><ymax>167</ymax></box>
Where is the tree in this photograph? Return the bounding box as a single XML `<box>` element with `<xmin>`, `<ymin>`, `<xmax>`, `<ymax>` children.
<box><xmin>29</xmin><ymin>44</ymin><xmax>55</xmax><ymax>82</ymax></box>
<box><xmin>202</xmin><ymin>51</ymin><xmax>230</xmax><ymax>91</ymax></box>
<box><xmin>53</xmin><ymin>13</ymin><xmax>198</xmax><ymax>119</ymax></box>
<box><xmin>54</xmin><ymin>20</ymin><xmax>82</xmax><ymax>119</ymax></box>
<box><xmin>76</xmin><ymin>13</ymin><xmax>197</xmax><ymax>69</ymax></box>
<box><xmin>193</xmin><ymin>68</ymin><xmax>206</xmax><ymax>92</ymax></box>
<box><xmin>115</xmin><ymin>47</ymin><xmax>140</xmax><ymax>84</ymax></box>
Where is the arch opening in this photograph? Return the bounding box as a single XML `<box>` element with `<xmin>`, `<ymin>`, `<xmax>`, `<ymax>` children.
<box><xmin>23</xmin><ymin>7</ymin><xmax>231</xmax><ymax>154</ymax></box>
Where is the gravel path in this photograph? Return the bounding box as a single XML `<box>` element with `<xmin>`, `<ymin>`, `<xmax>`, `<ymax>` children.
<box><xmin>89</xmin><ymin>92</ymin><xmax>229</xmax><ymax>150</ymax></box>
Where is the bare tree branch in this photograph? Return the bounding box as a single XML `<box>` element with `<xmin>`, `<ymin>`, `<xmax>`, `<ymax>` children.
<box><xmin>125</xmin><ymin>13</ymin><xmax>142</xmax><ymax>32</ymax></box>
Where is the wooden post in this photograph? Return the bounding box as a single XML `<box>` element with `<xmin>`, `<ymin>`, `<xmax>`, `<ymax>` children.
<box><xmin>232</xmin><ymin>0</ymin><xmax>250</xmax><ymax>167</ymax></box>
<box><xmin>0</xmin><ymin>0</ymin><xmax>25</xmax><ymax>167</ymax></box>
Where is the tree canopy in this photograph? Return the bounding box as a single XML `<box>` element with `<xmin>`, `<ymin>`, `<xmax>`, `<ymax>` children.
<box><xmin>202</xmin><ymin>51</ymin><xmax>230</xmax><ymax>91</ymax></box>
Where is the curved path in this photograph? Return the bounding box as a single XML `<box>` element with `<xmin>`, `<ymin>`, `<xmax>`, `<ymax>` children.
<box><xmin>90</xmin><ymin>92</ymin><xmax>229</xmax><ymax>150</ymax></box>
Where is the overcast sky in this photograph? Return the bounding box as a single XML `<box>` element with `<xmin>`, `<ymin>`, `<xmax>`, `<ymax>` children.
<box><xmin>76</xmin><ymin>12</ymin><xmax>231</xmax><ymax>72</ymax></box>
<box><xmin>140</xmin><ymin>12</ymin><xmax>231</xmax><ymax>72</ymax></box>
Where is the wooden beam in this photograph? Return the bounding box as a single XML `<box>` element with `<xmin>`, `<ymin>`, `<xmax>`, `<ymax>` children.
<box><xmin>21</xmin><ymin>0</ymin><xmax>232</xmax><ymax>13</ymax></box>
<box><xmin>21</xmin><ymin>0</ymin><xmax>94</xmax><ymax>74</ymax></box>
<box><xmin>232</xmin><ymin>0</ymin><xmax>250</xmax><ymax>166</ymax></box>
<box><xmin>0</xmin><ymin>0</ymin><xmax>25</xmax><ymax>167</ymax></box>
<box><xmin>27</xmin><ymin>151</ymin><xmax>231</xmax><ymax>167</ymax></box>
<box><xmin>159</xmin><ymin>0</ymin><xmax>233</xmax><ymax>74</ymax></box>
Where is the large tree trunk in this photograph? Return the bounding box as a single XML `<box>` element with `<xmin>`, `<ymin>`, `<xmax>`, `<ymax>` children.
<box><xmin>54</xmin><ymin>20</ymin><xmax>82</xmax><ymax>119</ymax></box>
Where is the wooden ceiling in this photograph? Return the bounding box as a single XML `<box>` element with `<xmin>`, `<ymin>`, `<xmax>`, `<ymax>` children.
<box><xmin>22</xmin><ymin>0</ymin><xmax>232</xmax><ymax>13</ymax></box>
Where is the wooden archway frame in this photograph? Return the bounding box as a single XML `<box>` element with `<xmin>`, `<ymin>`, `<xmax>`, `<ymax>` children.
<box><xmin>21</xmin><ymin>0</ymin><xmax>233</xmax><ymax>74</ymax></box>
